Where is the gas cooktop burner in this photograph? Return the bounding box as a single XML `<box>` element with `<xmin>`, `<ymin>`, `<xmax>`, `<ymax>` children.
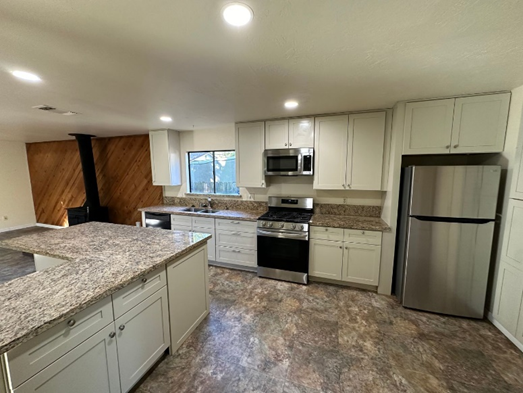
<box><xmin>257</xmin><ymin>211</ymin><xmax>313</xmax><ymax>224</ymax></box>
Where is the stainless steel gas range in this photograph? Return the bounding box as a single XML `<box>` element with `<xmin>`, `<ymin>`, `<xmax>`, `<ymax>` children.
<box><xmin>257</xmin><ymin>196</ymin><xmax>313</xmax><ymax>284</ymax></box>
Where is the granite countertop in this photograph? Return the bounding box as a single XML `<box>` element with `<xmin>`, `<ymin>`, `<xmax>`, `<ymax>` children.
<box><xmin>310</xmin><ymin>214</ymin><xmax>391</xmax><ymax>232</ymax></box>
<box><xmin>139</xmin><ymin>205</ymin><xmax>265</xmax><ymax>222</ymax></box>
<box><xmin>0</xmin><ymin>222</ymin><xmax>211</xmax><ymax>354</ymax></box>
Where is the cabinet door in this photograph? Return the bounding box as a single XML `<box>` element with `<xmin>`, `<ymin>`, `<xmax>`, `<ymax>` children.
<box><xmin>309</xmin><ymin>239</ymin><xmax>343</xmax><ymax>280</ymax></box>
<box><xmin>265</xmin><ymin>120</ymin><xmax>289</xmax><ymax>149</ymax></box>
<box><xmin>403</xmin><ymin>99</ymin><xmax>454</xmax><ymax>155</ymax></box>
<box><xmin>313</xmin><ymin>116</ymin><xmax>348</xmax><ymax>190</ymax></box>
<box><xmin>513</xmin><ymin>135</ymin><xmax>523</xmax><ymax>200</ymax></box>
<box><xmin>116</xmin><ymin>286</ymin><xmax>170</xmax><ymax>393</ymax></box>
<box><xmin>14</xmin><ymin>324</ymin><xmax>120</xmax><ymax>393</ymax></box>
<box><xmin>342</xmin><ymin>243</ymin><xmax>381</xmax><ymax>286</ymax></box>
<box><xmin>347</xmin><ymin>112</ymin><xmax>386</xmax><ymax>190</ymax></box>
<box><xmin>167</xmin><ymin>247</ymin><xmax>209</xmax><ymax>352</ymax></box>
<box><xmin>501</xmin><ymin>199</ymin><xmax>523</xmax><ymax>269</ymax></box>
<box><xmin>451</xmin><ymin>93</ymin><xmax>510</xmax><ymax>154</ymax></box>
<box><xmin>236</xmin><ymin>122</ymin><xmax>266</xmax><ymax>188</ymax></box>
<box><xmin>149</xmin><ymin>130</ymin><xmax>171</xmax><ymax>186</ymax></box>
<box><xmin>493</xmin><ymin>261</ymin><xmax>523</xmax><ymax>335</ymax></box>
<box><xmin>289</xmin><ymin>118</ymin><xmax>314</xmax><ymax>148</ymax></box>
<box><xmin>194</xmin><ymin>227</ymin><xmax>215</xmax><ymax>261</ymax></box>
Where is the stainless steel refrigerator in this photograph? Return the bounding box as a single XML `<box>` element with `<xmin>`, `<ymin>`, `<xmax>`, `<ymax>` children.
<box><xmin>395</xmin><ymin>165</ymin><xmax>501</xmax><ymax>318</ymax></box>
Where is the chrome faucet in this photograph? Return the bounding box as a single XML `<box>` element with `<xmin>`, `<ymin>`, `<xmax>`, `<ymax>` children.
<box><xmin>207</xmin><ymin>197</ymin><xmax>212</xmax><ymax>209</ymax></box>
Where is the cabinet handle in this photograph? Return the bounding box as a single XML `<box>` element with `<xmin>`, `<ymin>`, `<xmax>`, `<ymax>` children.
<box><xmin>67</xmin><ymin>319</ymin><xmax>76</xmax><ymax>327</ymax></box>
<box><xmin>445</xmin><ymin>145</ymin><xmax>450</xmax><ymax>149</ymax></box>
<box><xmin>348</xmin><ymin>184</ymin><xmax>352</xmax><ymax>189</ymax></box>
<box><xmin>119</xmin><ymin>324</ymin><xmax>125</xmax><ymax>331</ymax></box>
<box><xmin>345</xmin><ymin>247</ymin><xmax>348</xmax><ymax>250</ymax></box>
<box><xmin>289</xmin><ymin>143</ymin><xmax>292</xmax><ymax>146</ymax></box>
<box><xmin>339</xmin><ymin>246</ymin><xmax>342</xmax><ymax>249</ymax></box>
<box><xmin>361</xmin><ymin>231</ymin><xmax>365</xmax><ymax>235</ymax></box>
<box><xmin>141</xmin><ymin>277</ymin><xmax>148</xmax><ymax>284</ymax></box>
<box><xmin>109</xmin><ymin>332</ymin><xmax>116</xmax><ymax>339</ymax></box>
<box><xmin>324</xmin><ymin>228</ymin><xmax>328</xmax><ymax>231</ymax></box>
<box><xmin>453</xmin><ymin>144</ymin><xmax>459</xmax><ymax>148</ymax></box>
<box><xmin>343</xmin><ymin>184</ymin><xmax>346</xmax><ymax>188</ymax></box>
<box><xmin>285</xmin><ymin>143</ymin><xmax>288</xmax><ymax>146</ymax></box>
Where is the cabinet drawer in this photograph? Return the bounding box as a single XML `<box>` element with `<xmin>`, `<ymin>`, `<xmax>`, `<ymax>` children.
<box><xmin>172</xmin><ymin>225</ymin><xmax>192</xmax><ymax>232</ymax></box>
<box><xmin>192</xmin><ymin>217</ymin><xmax>214</xmax><ymax>229</ymax></box>
<box><xmin>215</xmin><ymin>219</ymin><xmax>257</xmax><ymax>233</ymax></box>
<box><xmin>343</xmin><ymin>229</ymin><xmax>382</xmax><ymax>245</ymax></box>
<box><xmin>310</xmin><ymin>226</ymin><xmax>344</xmax><ymax>241</ymax></box>
<box><xmin>170</xmin><ymin>215</ymin><xmax>192</xmax><ymax>226</ymax></box>
<box><xmin>7</xmin><ymin>296</ymin><xmax>114</xmax><ymax>388</ymax></box>
<box><xmin>216</xmin><ymin>229</ymin><xmax>257</xmax><ymax>250</ymax></box>
<box><xmin>216</xmin><ymin>246</ymin><xmax>257</xmax><ymax>267</ymax></box>
<box><xmin>112</xmin><ymin>267</ymin><xmax>166</xmax><ymax>319</ymax></box>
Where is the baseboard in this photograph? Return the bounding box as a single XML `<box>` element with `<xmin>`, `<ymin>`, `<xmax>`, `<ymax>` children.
<box><xmin>310</xmin><ymin>276</ymin><xmax>377</xmax><ymax>292</ymax></box>
<box><xmin>0</xmin><ymin>223</ymin><xmax>35</xmax><ymax>233</ymax></box>
<box><xmin>488</xmin><ymin>312</ymin><xmax>523</xmax><ymax>352</ymax></box>
<box><xmin>208</xmin><ymin>260</ymin><xmax>257</xmax><ymax>272</ymax></box>
<box><xmin>36</xmin><ymin>223</ymin><xmax>64</xmax><ymax>229</ymax></box>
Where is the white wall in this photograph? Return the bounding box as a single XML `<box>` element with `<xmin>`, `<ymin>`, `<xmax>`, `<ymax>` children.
<box><xmin>487</xmin><ymin>85</ymin><xmax>523</xmax><ymax>311</ymax></box>
<box><xmin>164</xmin><ymin>124</ymin><xmax>384</xmax><ymax>205</ymax></box>
<box><xmin>0</xmin><ymin>140</ymin><xmax>36</xmax><ymax>231</ymax></box>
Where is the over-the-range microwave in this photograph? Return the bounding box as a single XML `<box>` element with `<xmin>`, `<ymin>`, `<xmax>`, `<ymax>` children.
<box><xmin>263</xmin><ymin>148</ymin><xmax>314</xmax><ymax>176</ymax></box>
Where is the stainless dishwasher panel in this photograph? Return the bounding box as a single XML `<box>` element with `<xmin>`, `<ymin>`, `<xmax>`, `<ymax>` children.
<box><xmin>144</xmin><ymin>212</ymin><xmax>171</xmax><ymax>230</ymax></box>
<box><xmin>403</xmin><ymin>217</ymin><xmax>495</xmax><ymax>318</ymax></box>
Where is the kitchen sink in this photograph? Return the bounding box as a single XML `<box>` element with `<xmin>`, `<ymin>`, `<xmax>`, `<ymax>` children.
<box><xmin>198</xmin><ymin>209</ymin><xmax>220</xmax><ymax>214</ymax></box>
<box><xmin>181</xmin><ymin>207</ymin><xmax>205</xmax><ymax>212</ymax></box>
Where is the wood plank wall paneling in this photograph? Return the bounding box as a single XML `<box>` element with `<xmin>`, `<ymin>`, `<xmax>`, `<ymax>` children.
<box><xmin>26</xmin><ymin>135</ymin><xmax>162</xmax><ymax>226</ymax></box>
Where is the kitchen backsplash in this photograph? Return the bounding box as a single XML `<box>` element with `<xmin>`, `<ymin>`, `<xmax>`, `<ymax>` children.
<box><xmin>163</xmin><ymin>197</ymin><xmax>381</xmax><ymax>217</ymax></box>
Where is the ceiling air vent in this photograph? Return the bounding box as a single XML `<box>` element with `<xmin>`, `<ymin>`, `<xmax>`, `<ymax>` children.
<box><xmin>31</xmin><ymin>105</ymin><xmax>79</xmax><ymax>115</ymax></box>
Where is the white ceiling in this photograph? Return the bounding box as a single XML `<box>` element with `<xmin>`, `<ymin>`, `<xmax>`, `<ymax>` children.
<box><xmin>1</xmin><ymin>0</ymin><xmax>523</xmax><ymax>142</ymax></box>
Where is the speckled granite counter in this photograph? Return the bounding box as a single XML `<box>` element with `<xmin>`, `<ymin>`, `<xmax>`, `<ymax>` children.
<box><xmin>310</xmin><ymin>214</ymin><xmax>391</xmax><ymax>231</ymax></box>
<box><xmin>139</xmin><ymin>205</ymin><xmax>265</xmax><ymax>222</ymax></box>
<box><xmin>0</xmin><ymin>222</ymin><xmax>211</xmax><ymax>354</ymax></box>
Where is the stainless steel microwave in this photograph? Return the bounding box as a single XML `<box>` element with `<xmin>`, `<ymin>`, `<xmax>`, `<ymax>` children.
<box><xmin>263</xmin><ymin>148</ymin><xmax>314</xmax><ymax>176</ymax></box>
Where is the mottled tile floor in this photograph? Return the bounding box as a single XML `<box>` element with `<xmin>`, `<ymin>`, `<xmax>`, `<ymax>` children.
<box><xmin>0</xmin><ymin>226</ymin><xmax>52</xmax><ymax>284</ymax></box>
<box><xmin>136</xmin><ymin>266</ymin><xmax>523</xmax><ymax>393</ymax></box>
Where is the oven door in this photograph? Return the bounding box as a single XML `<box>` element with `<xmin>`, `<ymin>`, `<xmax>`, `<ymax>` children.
<box><xmin>257</xmin><ymin>229</ymin><xmax>309</xmax><ymax>283</ymax></box>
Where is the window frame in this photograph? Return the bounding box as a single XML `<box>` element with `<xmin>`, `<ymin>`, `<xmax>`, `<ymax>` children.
<box><xmin>187</xmin><ymin>149</ymin><xmax>239</xmax><ymax>195</ymax></box>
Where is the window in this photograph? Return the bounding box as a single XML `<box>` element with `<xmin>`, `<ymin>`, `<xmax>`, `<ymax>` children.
<box><xmin>188</xmin><ymin>150</ymin><xmax>240</xmax><ymax>195</ymax></box>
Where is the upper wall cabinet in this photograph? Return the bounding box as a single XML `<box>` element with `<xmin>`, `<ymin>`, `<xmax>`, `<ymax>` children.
<box><xmin>314</xmin><ymin>112</ymin><xmax>386</xmax><ymax>191</ymax></box>
<box><xmin>149</xmin><ymin>129</ymin><xmax>181</xmax><ymax>186</ymax></box>
<box><xmin>403</xmin><ymin>93</ymin><xmax>510</xmax><ymax>155</ymax></box>
<box><xmin>265</xmin><ymin>118</ymin><xmax>314</xmax><ymax>149</ymax></box>
<box><xmin>236</xmin><ymin>122</ymin><xmax>266</xmax><ymax>188</ymax></box>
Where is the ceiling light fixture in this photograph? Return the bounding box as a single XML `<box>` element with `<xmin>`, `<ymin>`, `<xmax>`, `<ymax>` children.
<box><xmin>223</xmin><ymin>3</ymin><xmax>253</xmax><ymax>26</ymax></box>
<box><xmin>12</xmin><ymin>70</ymin><xmax>41</xmax><ymax>82</ymax></box>
<box><xmin>160</xmin><ymin>116</ymin><xmax>172</xmax><ymax>122</ymax></box>
<box><xmin>284</xmin><ymin>100</ymin><xmax>299</xmax><ymax>109</ymax></box>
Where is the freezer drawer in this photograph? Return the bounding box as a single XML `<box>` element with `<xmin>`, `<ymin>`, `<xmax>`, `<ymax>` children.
<box><xmin>403</xmin><ymin>218</ymin><xmax>494</xmax><ymax>318</ymax></box>
<box><xmin>409</xmin><ymin>165</ymin><xmax>500</xmax><ymax>219</ymax></box>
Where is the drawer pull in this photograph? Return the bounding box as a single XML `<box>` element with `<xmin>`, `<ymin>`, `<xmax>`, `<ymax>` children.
<box><xmin>119</xmin><ymin>324</ymin><xmax>126</xmax><ymax>331</ymax></box>
<box><xmin>67</xmin><ymin>319</ymin><xmax>76</xmax><ymax>327</ymax></box>
<box><xmin>324</xmin><ymin>228</ymin><xmax>328</xmax><ymax>231</ymax></box>
<box><xmin>232</xmin><ymin>250</ymin><xmax>241</xmax><ymax>253</ymax></box>
<box><xmin>361</xmin><ymin>231</ymin><xmax>365</xmax><ymax>235</ymax></box>
<box><xmin>339</xmin><ymin>246</ymin><xmax>342</xmax><ymax>249</ymax></box>
<box><xmin>141</xmin><ymin>277</ymin><xmax>148</xmax><ymax>283</ymax></box>
<box><xmin>231</xmin><ymin>221</ymin><xmax>240</xmax><ymax>224</ymax></box>
<box><xmin>109</xmin><ymin>332</ymin><xmax>116</xmax><ymax>339</ymax></box>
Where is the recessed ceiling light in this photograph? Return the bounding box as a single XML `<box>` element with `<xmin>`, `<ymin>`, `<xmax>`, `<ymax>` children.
<box><xmin>160</xmin><ymin>116</ymin><xmax>172</xmax><ymax>122</ymax></box>
<box><xmin>223</xmin><ymin>3</ymin><xmax>253</xmax><ymax>26</ymax></box>
<box><xmin>284</xmin><ymin>100</ymin><xmax>299</xmax><ymax>109</ymax></box>
<box><xmin>12</xmin><ymin>70</ymin><xmax>41</xmax><ymax>82</ymax></box>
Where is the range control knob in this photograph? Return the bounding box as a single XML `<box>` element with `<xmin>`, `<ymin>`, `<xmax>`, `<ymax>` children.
<box><xmin>267</xmin><ymin>222</ymin><xmax>273</xmax><ymax>228</ymax></box>
<box><xmin>261</xmin><ymin>221</ymin><xmax>267</xmax><ymax>227</ymax></box>
<box><xmin>291</xmin><ymin>224</ymin><xmax>297</xmax><ymax>230</ymax></box>
<box><xmin>278</xmin><ymin>222</ymin><xmax>285</xmax><ymax>229</ymax></box>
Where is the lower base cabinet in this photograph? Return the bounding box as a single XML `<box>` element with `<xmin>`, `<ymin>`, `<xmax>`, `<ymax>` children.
<box><xmin>115</xmin><ymin>286</ymin><xmax>170</xmax><ymax>393</ymax></box>
<box><xmin>309</xmin><ymin>239</ymin><xmax>343</xmax><ymax>280</ymax></box>
<box><xmin>167</xmin><ymin>246</ymin><xmax>210</xmax><ymax>351</ymax></box>
<box><xmin>493</xmin><ymin>260</ymin><xmax>523</xmax><ymax>336</ymax></box>
<box><xmin>14</xmin><ymin>324</ymin><xmax>121</xmax><ymax>393</ymax></box>
<box><xmin>342</xmin><ymin>243</ymin><xmax>381</xmax><ymax>285</ymax></box>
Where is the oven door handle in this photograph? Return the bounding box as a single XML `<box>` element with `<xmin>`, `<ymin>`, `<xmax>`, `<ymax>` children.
<box><xmin>257</xmin><ymin>229</ymin><xmax>309</xmax><ymax>241</ymax></box>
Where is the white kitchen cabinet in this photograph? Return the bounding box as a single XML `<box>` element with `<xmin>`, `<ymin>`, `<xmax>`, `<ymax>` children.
<box><xmin>289</xmin><ymin>118</ymin><xmax>314</xmax><ymax>148</ymax></box>
<box><xmin>309</xmin><ymin>239</ymin><xmax>343</xmax><ymax>280</ymax></box>
<box><xmin>149</xmin><ymin>129</ymin><xmax>181</xmax><ymax>186</ymax></box>
<box><xmin>167</xmin><ymin>246</ymin><xmax>209</xmax><ymax>352</ymax></box>
<box><xmin>13</xmin><ymin>324</ymin><xmax>121</xmax><ymax>393</ymax></box>
<box><xmin>347</xmin><ymin>112</ymin><xmax>386</xmax><ymax>190</ymax></box>
<box><xmin>451</xmin><ymin>94</ymin><xmax>510</xmax><ymax>153</ymax></box>
<box><xmin>501</xmin><ymin>199</ymin><xmax>523</xmax><ymax>270</ymax></box>
<box><xmin>170</xmin><ymin>215</ymin><xmax>216</xmax><ymax>261</ymax></box>
<box><xmin>215</xmin><ymin>219</ymin><xmax>257</xmax><ymax>268</ymax></box>
<box><xmin>313</xmin><ymin>115</ymin><xmax>348</xmax><ymax>190</ymax></box>
<box><xmin>403</xmin><ymin>93</ymin><xmax>510</xmax><ymax>155</ymax></box>
<box><xmin>236</xmin><ymin>122</ymin><xmax>266</xmax><ymax>188</ymax></box>
<box><xmin>342</xmin><ymin>243</ymin><xmax>381</xmax><ymax>286</ymax></box>
<box><xmin>403</xmin><ymin>99</ymin><xmax>455</xmax><ymax>155</ymax></box>
<box><xmin>493</xmin><ymin>261</ymin><xmax>523</xmax><ymax>335</ymax></box>
<box><xmin>115</xmin><ymin>286</ymin><xmax>170</xmax><ymax>393</ymax></box>
<box><xmin>265</xmin><ymin>120</ymin><xmax>289</xmax><ymax>149</ymax></box>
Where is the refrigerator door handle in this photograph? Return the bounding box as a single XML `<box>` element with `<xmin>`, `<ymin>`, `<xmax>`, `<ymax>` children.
<box><xmin>411</xmin><ymin>215</ymin><xmax>493</xmax><ymax>225</ymax></box>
